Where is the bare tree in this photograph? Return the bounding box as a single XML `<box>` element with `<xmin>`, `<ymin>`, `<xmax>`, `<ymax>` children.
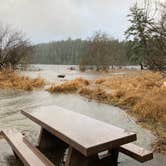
<box><xmin>80</xmin><ymin>31</ymin><xmax>127</xmax><ymax>71</ymax></box>
<box><xmin>0</xmin><ymin>24</ymin><xmax>32</xmax><ymax>69</ymax></box>
<box><xmin>87</xmin><ymin>32</ymin><xmax>111</xmax><ymax>71</ymax></box>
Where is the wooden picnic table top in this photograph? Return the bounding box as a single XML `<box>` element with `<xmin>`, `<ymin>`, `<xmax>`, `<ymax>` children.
<box><xmin>21</xmin><ymin>105</ymin><xmax>136</xmax><ymax>156</ymax></box>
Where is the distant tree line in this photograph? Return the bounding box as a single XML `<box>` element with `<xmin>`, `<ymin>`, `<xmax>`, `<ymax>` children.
<box><xmin>32</xmin><ymin>39</ymin><xmax>88</xmax><ymax>65</ymax></box>
<box><xmin>32</xmin><ymin>37</ymin><xmax>130</xmax><ymax>69</ymax></box>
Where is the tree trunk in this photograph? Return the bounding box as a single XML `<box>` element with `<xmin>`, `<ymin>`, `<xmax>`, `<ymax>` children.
<box><xmin>140</xmin><ymin>63</ymin><xmax>144</xmax><ymax>70</ymax></box>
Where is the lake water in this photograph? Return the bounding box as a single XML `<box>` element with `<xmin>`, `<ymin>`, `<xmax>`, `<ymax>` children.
<box><xmin>21</xmin><ymin>64</ymin><xmax>131</xmax><ymax>81</ymax></box>
<box><xmin>0</xmin><ymin>65</ymin><xmax>165</xmax><ymax>166</ymax></box>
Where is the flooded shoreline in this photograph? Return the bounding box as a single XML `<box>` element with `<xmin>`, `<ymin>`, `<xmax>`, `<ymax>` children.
<box><xmin>0</xmin><ymin>65</ymin><xmax>165</xmax><ymax>165</ymax></box>
<box><xmin>1</xmin><ymin>92</ymin><xmax>166</xmax><ymax>166</ymax></box>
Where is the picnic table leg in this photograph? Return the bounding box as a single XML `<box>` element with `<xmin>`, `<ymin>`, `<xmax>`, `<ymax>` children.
<box><xmin>109</xmin><ymin>148</ymin><xmax>119</xmax><ymax>166</ymax></box>
<box><xmin>13</xmin><ymin>151</ymin><xmax>19</xmax><ymax>159</ymax></box>
<box><xmin>65</xmin><ymin>146</ymin><xmax>100</xmax><ymax>166</ymax></box>
<box><xmin>38</xmin><ymin>128</ymin><xmax>68</xmax><ymax>151</ymax></box>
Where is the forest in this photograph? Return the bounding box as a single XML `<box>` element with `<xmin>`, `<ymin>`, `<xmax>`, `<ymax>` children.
<box><xmin>31</xmin><ymin>38</ymin><xmax>130</xmax><ymax>67</ymax></box>
<box><xmin>32</xmin><ymin>39</ymin><xmax>88</xmax><ymax>65</ymax></box>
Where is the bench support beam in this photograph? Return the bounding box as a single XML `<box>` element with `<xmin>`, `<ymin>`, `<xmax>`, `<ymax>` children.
<box><xmin>38</xmin><ymin>128</ymin><xmax>68</xmax><ymax>151</ymax></box>
<box><xmin>65</xmin><ymin>146</ymin><xmax>100</xmax><ymax>166</ymax></box>
<box><xmin>65</xmin><ymin>147</ymin><xmax>120</xmax><ymax>166</ymax></box>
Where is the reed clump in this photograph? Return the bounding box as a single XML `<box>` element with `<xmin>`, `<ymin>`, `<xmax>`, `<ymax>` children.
<box><xmin>48</xmin><ymin>71</ymin><xmax>166</xmax><ymax>153</ymax></box>
<box><xmin>48</xmin><ymin>78</ymin><xmax>90</xmax><ymax>93</ymax></box>
<box><xmin>0</xmin><ymin>70</ymin><xmax>45</xmax><ymax>91</ymax></box>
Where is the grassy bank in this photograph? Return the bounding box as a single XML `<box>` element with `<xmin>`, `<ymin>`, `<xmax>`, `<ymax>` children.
<box><xmin>0</xmin><ymin>70</ymin><xmax>45</xmax><ymax>91</ymax></box>
<box><xmin>48</xmin><ymin>71</ymin><xmax>166</xmax><ymax>154</ymax></box>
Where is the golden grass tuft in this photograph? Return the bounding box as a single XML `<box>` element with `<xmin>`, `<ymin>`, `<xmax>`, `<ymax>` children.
<box><xmin>47</xmin><ymin>70</ymin><xmax>166</xmax><ymax>153</ymax></box>
<box><xmin>133</xmin><ymin>96</ymin><xmax>166</xmax><ymax>122</ymax></box>
<box><xmin>48</xmin><ymin>78</ymin><xmax>90</xmax><ymax>93</ymax></box>
<box><xmin>79</xmin><ymin>86</ymin><xmax>110</xmax><ymax>102</ymax></box>
<box><xmin>0</xmin><ymin>70</ymin><xmax>45</xmax><ymax>91</ymax></box>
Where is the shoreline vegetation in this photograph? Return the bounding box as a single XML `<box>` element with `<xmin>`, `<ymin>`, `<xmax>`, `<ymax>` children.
<box><xmin>0</xmin><ymin>70</ymin><xmax>45</xmax><ymax>139</ymax></box>
<box><xmin>0</xmin><ymin>70</ymin><xmax>45</xmax><ymax>91</ymax></box>
<box><xmin>47</xmin><ymin>70</ymin><xmax>166</xmax><ymax>154</ymax></box>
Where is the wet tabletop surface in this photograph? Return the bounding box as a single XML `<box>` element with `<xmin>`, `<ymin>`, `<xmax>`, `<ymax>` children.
<box><xmin>22</xmin><ymin>106</ymin><xmax>136</xmax><ymax>155</ymax></box>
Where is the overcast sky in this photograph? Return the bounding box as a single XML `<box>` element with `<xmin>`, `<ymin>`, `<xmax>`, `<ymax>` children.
<box><xmin>0</xmin><ymin>0</ymin><xmax>164</xmax><ymax>43</ymax></box>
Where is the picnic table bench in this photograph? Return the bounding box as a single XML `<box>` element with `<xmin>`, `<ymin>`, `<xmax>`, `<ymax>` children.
<box><xmin>1</xmin><ymin>105</ymin><xmax>153</xmax><ymax>166</ymax></box>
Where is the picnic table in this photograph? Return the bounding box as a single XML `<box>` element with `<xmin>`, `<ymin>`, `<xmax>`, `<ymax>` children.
<box><xmin>1</xmin><ymin>105</ymin><xmax>153</xmax><ymax>166</ymax></box>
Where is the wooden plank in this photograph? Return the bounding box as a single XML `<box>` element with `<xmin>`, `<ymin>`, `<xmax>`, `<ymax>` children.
<box><xmin>2</xmin><ymin>129</ymin><xmax>54</xmax><ymax>166</ymax></box>
<box><xmin>38</xmin><ymin>128</ymin><xmax>58</xmax><ymax>150</ymax></box>
<box><xmin>65</xmin><ymin>146</ymin><xmax>100</xmax><ymax>166</ymax></box>
<box><xmin>23</xmin><ymin>137</ymin><xmax>56</xmax><ymax>166</ymax></box>
<box><xmin>120</xmin><ymin>143</ymin><xmax>153</xmax><ymax>162</ymax></box>
<box><xmin>38</xmin><ymin>128</ymin><xmax>68</xmax><ymax>151</ymax></box>
<box><xmin>21</xmin><ymin>105</ymin><xmax>136</xmax><ymax>156</ymax></box>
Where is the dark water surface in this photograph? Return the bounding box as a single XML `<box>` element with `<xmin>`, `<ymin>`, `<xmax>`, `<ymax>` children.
<box><xmin>0</xmin><ymin>65</ymin><xmax>165</xmax><ymax>166</ymax></box>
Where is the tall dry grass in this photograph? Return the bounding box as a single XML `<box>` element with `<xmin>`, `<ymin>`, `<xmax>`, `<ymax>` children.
<box><xmin>0</xmin><ymin>70</ymin><xmax>45</xmax><ymax>91</ymax></box>
<box><xmin>47</xmin><ymin>78</ymin><xmax>90</xmax><ymax>93</ymax></box>
<box><xmin>48</xmin><ymin>71</ymin><xmax>166</xmax><ymax>153</ymax></box>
